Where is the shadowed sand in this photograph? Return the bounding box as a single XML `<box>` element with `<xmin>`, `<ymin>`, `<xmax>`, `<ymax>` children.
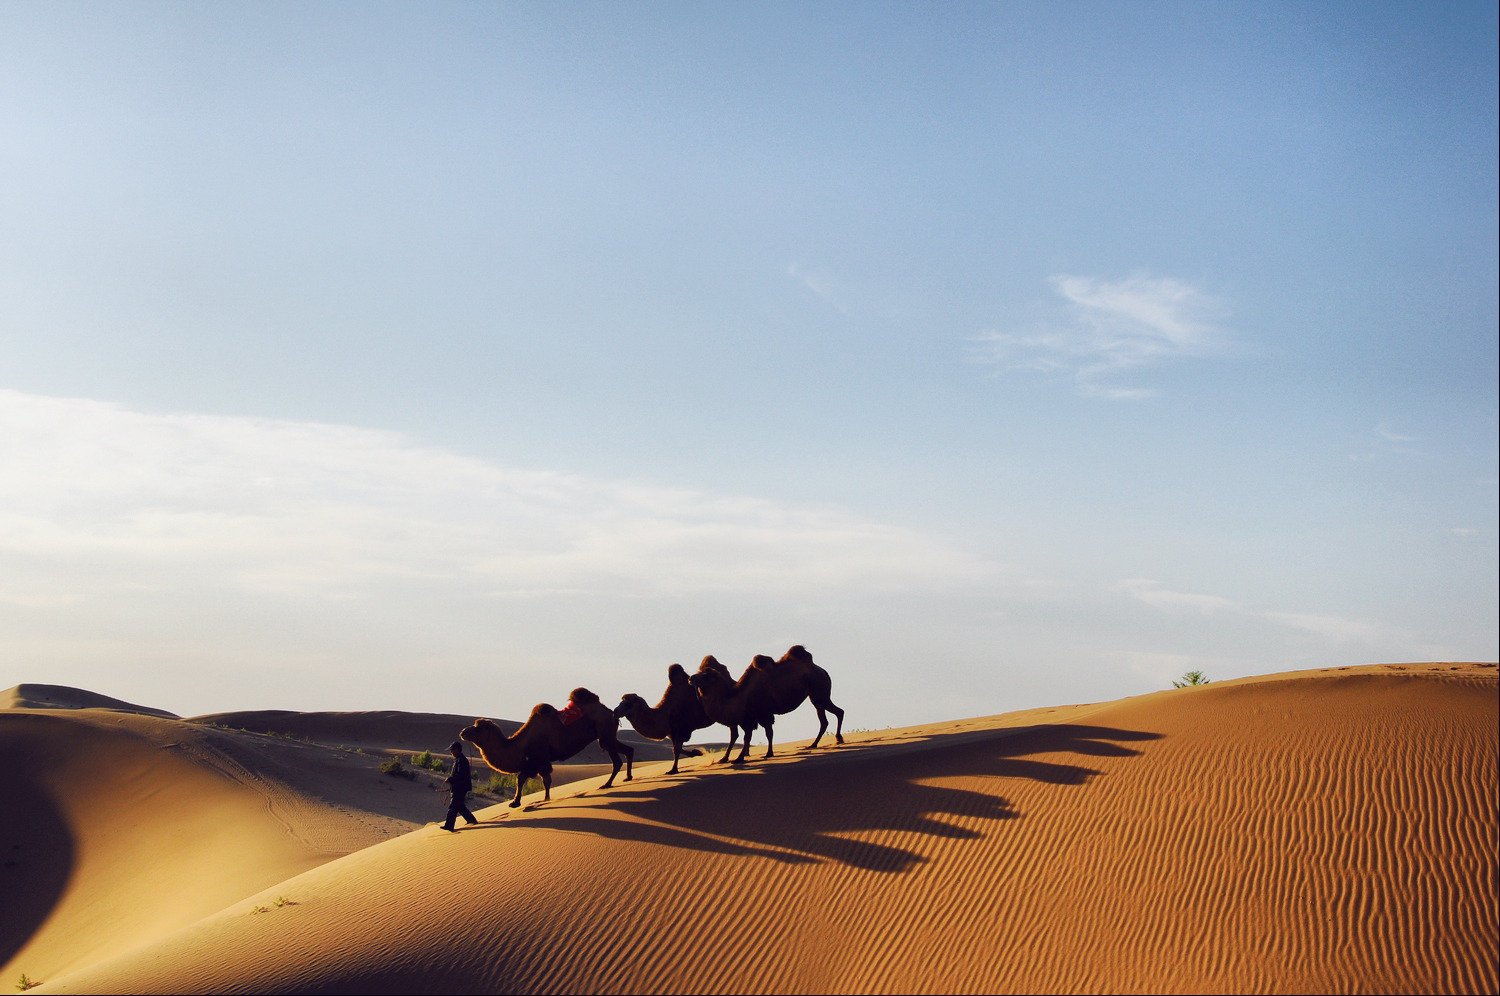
<box><xmin>3</xmin><ymin>663</ymin><xmax>1495</xmax><ymax>994</ymax></box>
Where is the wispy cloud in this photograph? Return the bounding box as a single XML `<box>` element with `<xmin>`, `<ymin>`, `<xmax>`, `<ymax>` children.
<box><xmin>0</xmin><ymin>390</ymin><xmax>994</xmax><ymax>606</ymax></box>
<box><xmin>1119</xmin><ymin>578</ymin><xmax>1401</xmax><ymax>649</ymax></box>
<box><xmin>973</xmin><ymin>273</ymin><xmax>1228</xmax><ymax>398</ymax></box>
<box><xmin>1118</xmin><ymin>579</ymin><xmax>1238</xmax><ymax>614</ymax></box>
<box><xmin>787</xmin><ymin>263</ymin><xmax>850</xmax><ymax>313</ymax></box>
<box><xmin>1349</xmin><ymin>422</ymin><xmax>1425</xmax><ymax>462</ymax></box>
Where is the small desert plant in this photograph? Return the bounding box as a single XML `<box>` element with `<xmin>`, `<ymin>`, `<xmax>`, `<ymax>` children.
<box><xmin>411</xmin><ymin>749</ymin><xmax>450</xmax><ymax>774</ymax></box>
<box><xmin>379</xmin><ymin>758</ymin><xmax>415</xmax><ymax>779</ymax></box>
<box><xmin>476</xmin><ymin>773</ymin><xmax>544</xmax><ymax>799</ymax></box>
<box><xmin>273</xmin><ymin>895</ymin><xmax>295</xmax><ymax>908</ymax></box>
<box><xmin>16</xmin><ymin>973</ymin><xmax>38</xmax><ymax>991</ymax></box>
<box><xmin>1172</xmin><ymin>670</ymin><xmax>1210</xmax><ymax>688</ymax></box>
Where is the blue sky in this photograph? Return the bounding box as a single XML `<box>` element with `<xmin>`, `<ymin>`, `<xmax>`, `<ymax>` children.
<box><xmin>1</xmin><ymin>2</ymin><xmax>1495</xmax><ymax>732</ymax></box>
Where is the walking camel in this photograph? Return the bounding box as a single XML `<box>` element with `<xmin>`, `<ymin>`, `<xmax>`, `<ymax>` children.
<box><xmin>613</xmin><ymin>663</ymin><xmax>714</xmax><ymax>774</ymax></box>
<box><xmin>689</xmin><ymin>645</ymin><xmax>845</xmax><ymax>764</ymax></box>
<box><xmin>459</xmin><ymin>687</ymin><xmax>633</xmax><ymax>807</ymax></box>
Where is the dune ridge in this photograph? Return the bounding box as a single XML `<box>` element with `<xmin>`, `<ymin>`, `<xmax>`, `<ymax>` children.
<box><xmin>5</xmin><ymin>663</ymin><xmax>1496</xmax><ymax>994</ymax></box>
<box><xmin>2</xmin><ymin>684</ymin><xmax>178</xmax><ymax>719</ymax></box>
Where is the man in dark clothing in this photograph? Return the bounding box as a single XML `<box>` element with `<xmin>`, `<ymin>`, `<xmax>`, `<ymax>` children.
<box><xmin>441</xmin><ymin>740</ymin><xmax>479</xmax><ymax>832</ymax></box>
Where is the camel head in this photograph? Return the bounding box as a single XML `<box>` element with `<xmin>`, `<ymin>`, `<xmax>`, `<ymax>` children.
<box><xmin>688</xmin><ymin>666</ymin><xmax>731</xmax><ymax>694</ymax></box>
<box><xmin>614</xmin><ymin>693</ymin><xmax>647</xmax><ymax>719</ymax></box>
<box><xmin>697</xmin><ymin>655</ymin><xmax>732</xmax><ymax>680</ymax></box>
<box><xmin>460</xmin><ymin>718</ymin><xmax>501</xmax><ymax>745</ymax></box>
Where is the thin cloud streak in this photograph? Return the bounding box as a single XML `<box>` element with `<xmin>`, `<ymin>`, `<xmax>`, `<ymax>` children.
<box><xmin>1120</xmin><ymin>578</ymin><xmax>1402</xmax><ymax>649</ymax></box>
<box><xmin>974</xmin><ymin>273</ymin><xmax>1229</xmax><ymax>398</ymax></box>
<box><xmin>787</xmin><ymin>262</ymin><xmax>851</xmax><ymax>313</ymax></box>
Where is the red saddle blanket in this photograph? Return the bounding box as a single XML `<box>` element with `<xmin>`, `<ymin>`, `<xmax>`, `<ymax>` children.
<box><xmin>557</xmin><ymin>701</ymin><xmax>584</xmax><ymax>725</ymax></box>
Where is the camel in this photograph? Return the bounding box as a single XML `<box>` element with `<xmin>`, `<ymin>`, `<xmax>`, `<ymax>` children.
<box><xmin>613</xmin><ymin>663</ymin><xmax>714</xmax><ymax>774</ymax></box>
<box><xmin>691</xmin><ymin>646</ymin><xmax>845</xmax><ymax>763</ymax></box>
<box><xmin>686</xmin><ymin>655</ymin><xmax>760</xmax><ymax>765</ymax></box>
<box><xmin>459</xmin><ymin>687</ymin><xmax>633</xmax><ymax>807</ymax></box>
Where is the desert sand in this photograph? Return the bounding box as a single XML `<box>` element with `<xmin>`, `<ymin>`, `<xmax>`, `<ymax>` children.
<box><xmin>2</xmin><ymin>662</ymin><xmax>1495</xmax><ymax>994</ymax></box>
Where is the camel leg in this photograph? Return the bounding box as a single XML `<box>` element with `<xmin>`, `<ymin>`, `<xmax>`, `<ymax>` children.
<box><xmin>671</xmin><ymin>735</ymin><xmax>702</xmax><ymax>764</ymax></box>
<box><xmin>718</xmin><ymin>726</ymin><xmax>739</xmax><ymax>764</ymax></box>
<box><xmin>669</xmin><ymin>737</ymin><xmax>701</xmax><ymax>775</ymax></box>
<box><xmin>762</xmin><ymin>716</ymin><xmax>775</xmax><ymax>759</ymax></box>
<box><xmin>598</xmin><ymin>737</ymin><xmax>634</xmax><ymax>788</ymax></box>
<box><xmin>804</xmin><ymin>694</ymin><xmax>845</xmax><ymax>748</ymax></box>
<box><xmin>734</xmin><ymin>723</ymin><xmax>755</xmax><ymax>764</ymax></box>
<box><xmin>511</xmin><ymin>760</ymin><xmax>537</xmax><ymax>808</ymax></box>
<box><xmin>803</xmin><ymin>707</ymin><xmax>829</xmax><ymax>750</ymax></box>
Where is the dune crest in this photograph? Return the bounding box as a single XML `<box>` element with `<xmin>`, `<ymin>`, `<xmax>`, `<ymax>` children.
<box><xmin>8</xmin><ymin>663</ymin><xmax>1497</xmax><ymax>994</ymax></box>
<box><xmin>1</xmin><ymin>683</ymin><xmax>178</xmax><ymax>719</ymax></box>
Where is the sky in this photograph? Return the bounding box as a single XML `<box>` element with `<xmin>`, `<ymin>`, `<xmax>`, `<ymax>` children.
<box><xmin>1</xmin><ymin>1</ymin><xmax>1495</xmax><ymax>734</ymax></box>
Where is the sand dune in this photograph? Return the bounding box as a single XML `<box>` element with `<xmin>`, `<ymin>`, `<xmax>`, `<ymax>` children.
<box><xmin>5</xmin><ymin>663</ymin><xmax>1495</xmax><ymax>994</ymax></box>
<box><xmin>2</xmin><ymin>683</ymin><xmax>178</xmax><ymax>719</ymax></box>
<box><xmin>187</xmin><ymin>708</ymin><xmax>673</xmax><ymax>763</ymax></box>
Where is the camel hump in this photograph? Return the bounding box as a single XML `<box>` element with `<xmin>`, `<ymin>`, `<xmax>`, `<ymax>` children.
<box><xmin>750</xmin><ymin>654</ymin><xmax>778</xmax><ymax>671</ymax></box>
<box><xmin>698</xmin><ymin>655</ymin><xmax>722</xmax><ymax>671</ymax></box>
<box><xmin>569</xmin><ymin>687</ymin><xmax>600</xmax><ymax>707</ymax></box>
<box><xmin>531</xmin><ymin>702</ymin><xmax>560</xmax><ymax>720</ymax></box>
<box><xmin>780</xmin><ymin>645</ymin><xmax>814</xmax><ymax>665</ymax></box>
<box><xmin>668</xmin><ymin>663</ymin><xmax>690</xmax><ymax>685</ymax></box>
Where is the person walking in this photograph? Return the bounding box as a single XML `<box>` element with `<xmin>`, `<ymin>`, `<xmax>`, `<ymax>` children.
<box><xmin>441</xmin><ymin>739</ymin><xmax>479</xmax><ymax>832</ymax></box>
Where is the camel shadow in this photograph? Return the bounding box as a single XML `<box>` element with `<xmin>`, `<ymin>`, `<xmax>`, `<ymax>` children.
<box><xmin>507</xmin><ymin>723</ymin><xmax>1160</xmax><ymax>873</ymax></box>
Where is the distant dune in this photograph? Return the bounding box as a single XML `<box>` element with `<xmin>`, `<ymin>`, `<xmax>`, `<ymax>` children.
<box><xmin>3</xmin><ymin>662</ymin><xmax>1494</xmax><ymax>994</ymax></box>
<box><xmin>187</xmin><ymin>707</ymin><xmax>672</xmax><ymax>762</ymax></box>
<box><xmin>2</xmin><ymin>683</ymin><xmax>178</xmax><ymax>719</ymax></box>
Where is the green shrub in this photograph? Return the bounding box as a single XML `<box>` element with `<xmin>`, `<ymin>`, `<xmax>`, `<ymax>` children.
<box><xmin>476</xmin><ymin>773</ymin><xmax>543</xmax><ymax>799</ymax></box>
<box><xmin>379</xmin><ymin>758</ymin><xmax>415</xmax><ymax>779</ymax></box>
<box><xmin>1172</xmin><ymin>670</ymin><xmax>1210</xmax><ymax>688</ymax></box>
<box><xmin>16</xmin><ymin>973</ymin><xmax>38</xmax><ymax>991</ymax></box>
<box><xmin>411</xmin><ymin>749</ymin><xmax>450</xmax><ymax>773</ymax></box>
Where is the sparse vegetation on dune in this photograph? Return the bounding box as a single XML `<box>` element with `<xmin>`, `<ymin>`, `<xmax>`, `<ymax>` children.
<box><xmin>410</xmin><ymin>749</ymin><xmax>450</xmax><ymax>773</ymax></box>
<box><xmin>1173</xmin><ymin>670</ymin><xmax>1210</xmax><ymax>688</ymax></box>
<box><xmin>378</xmin><ymin>758</ymin><xmax>415</xmax><ymax>779</ymax></box>
<box><xmin>475</xmin><ymin>772</ymin><xmax>544</xmax><ymax>799</ymax></box>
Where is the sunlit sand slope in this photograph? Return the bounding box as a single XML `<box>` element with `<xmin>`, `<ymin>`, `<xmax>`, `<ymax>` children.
<box><xmin>0</xmin><ymin>707</ymin><xmax>472</xmax><ymax>985</ymax></box>
<box><xmin>29</xmin><ymin>663</ymin><xmax>1495</xmax><ymax>995</ymax></box>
